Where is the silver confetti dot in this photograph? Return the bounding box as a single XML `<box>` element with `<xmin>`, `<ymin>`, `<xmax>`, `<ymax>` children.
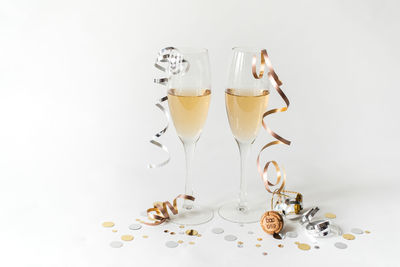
<box><xmin>334</xmin><ymin>242</ymin><xmax>348</xmax><ymax>249</ymax></box>
<box><xmin>165</xmin><ymin>241</ymin><xmax>179</xmax><ymax>248</ymax></box>
<box><xmin>224</xmin><ymin>235</ymin><xmax>238</xmax><ymax>241</ymax></box>
<box><xmin>248</xmin><ymin>231</ymin><xmax>254</xmax><ymax>234</ymax></box>
<box><xmin>351</xmin><ymin>228</ymin><xmax>364</xmax><ymax>235</ymax></box>
<box><xmin>286</xmin><ymin>231</ymin><xmax>298</xmax><ymax>238</ymax></box>
<box><xmin>212</xmin><ymin>227</ymin><xmax>224</xmax><ymax>234</ymax></box>
<box><xmin>314</xmin><ymin>245</ymin><xmax>320</xmax><ymax>249</ymax></box>
<box><xmin>129</xmin><ymin>224</ymin><xmax>142</xmax><ymax>230</ymax></box>
<box><xmin>110</xmin><ymin>241</ymin><xmax>123</xmax><ymax>248</ymax></box>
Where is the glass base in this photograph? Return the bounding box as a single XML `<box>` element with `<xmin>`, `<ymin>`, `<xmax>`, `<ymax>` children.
<box><xmin>170</xmin><ymin>204</ymin><xmax>214</xmax><ymax>226</ymax></box>
<box><xmin>218</xmin><ymin>199</ymin><xmax>267</xmax><ymax>224</ymax></box>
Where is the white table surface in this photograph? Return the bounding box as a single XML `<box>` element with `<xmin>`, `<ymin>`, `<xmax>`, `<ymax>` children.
<box><xmin>1</xmin><ymin>0</ymin><xmax>399</xmax><ymax>266</ymax></box>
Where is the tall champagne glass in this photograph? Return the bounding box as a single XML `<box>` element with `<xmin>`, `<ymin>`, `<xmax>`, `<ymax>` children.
<box><xmin>167</xmin><ymin>48</ymin><xmax>213</xmax><ymax>225</ymax></box>
<box><xmin>219</xmin><ymin>47</ymin><xmax>270</xmax><ymax>223</ymax></box>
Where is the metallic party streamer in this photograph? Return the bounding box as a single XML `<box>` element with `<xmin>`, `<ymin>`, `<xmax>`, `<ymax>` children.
<box><xmin>253</xmin><ymin>49</ymin><xmax>291</xmax><ymax>194</ymax></box>
<box><xmin>148</xmin><ymin>47</ymin><xmax>189</xmax><ymax>168</ymax></box>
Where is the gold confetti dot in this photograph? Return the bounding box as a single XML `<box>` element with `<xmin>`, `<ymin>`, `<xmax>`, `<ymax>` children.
<box><xmin>170</xmin><ymin>232</ymin><xmax>176</xmax><ymax>235</ymax></box>
<box><xmin>257</xmin><ymin>238</ymin><xmax>263</xmax><ymax>241</ymax></box>
<box><xmin>256</xmin><ymin>244</ymin><xmax>261</xmax><ymax>248</ymax></box>
<box><xmin>186</xmin><ymin>229</ymin><xmax>198</xmax><ymax>236</ymax></box>
<box><xmin>179</xmin><ymin>225</ymin><xmax>185</xmax><ymax>228</ymax></box>
<box><xmin>343</xmin><ymin>234</ymin><xmax>355</xmax><ymax>240</ymax></box>
<box><xmin>102</xmin><ymin>222</ymin><xmax>114</xmax><ymax>228</ymax></box>
<box><xmin>297</xmin><ymin>243</ymin><xmax>311</xmax><ymax>250</ymax></box>
<box><xmin>238</xmin><ymin>241</ymin><xmax>243</xmax><ymax>245</ymax></box>
<box><xmin>325</xmin><ymin>213</ymin><xmax>336</xmax><ymax>219</ymax></box>
<box><xmin>121</xmin><ymin>235</ymin><xmax>134</xmax><ymax>241</ymax></box>
<box><xmin>164</xmin><ymin>230</ymin><xmax>169</xmax><ymax>233</ymax></box>
<box><xmin>197</xmin><ymin>234</ymin><xmax>202</xmax><ymax>237</ymax></box>
<box><xmin>278</xmin><ymin>244</ymin><xmax>284</xmax><ymax>248</ymax></box>
<box><xmin>112</xmin><ymin>229</ymin><xmax>118</xmax><ymax>233</ymax></box>
<box><xmin>365</xmin><ymin>230</ymin><xmax>371</xmax><ymax>234</ymax></box>
<box><xmin>142</xmin><ymin>235</ymin><xmax>148</xmax><ymax>238</ymax></box>
<box><xmin>177</xmin><ymin>240</ymin><xmax>184</xmax><ymax>244</ymax></box>
<box><xmin>189</xmin><ymin>241</ymin><xmax>195</xmax><ymax>245</ymax></box>
<box><xmin>262</xmin><ymin>252</ymin><xmax>268</xmax><ymax>256</ymax></box>
<box><xmin>294</xmin><ymin>241</ymin><xmax>300</xmax><ymax>245</ymax></box>
<box><xmin>136</xmin><ymin>218</ymin><xmax>141</xmax><ymax>222</ymax></box>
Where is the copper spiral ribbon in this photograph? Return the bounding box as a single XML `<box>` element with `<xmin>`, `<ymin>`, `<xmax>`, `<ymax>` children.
<box><xmin>142</xmin><ymin>194</ymin><xmax>195</xmax><ymax>225</ymax></box>
<box><xmin>253</xmin><ymin>49</ymin><xmax>291</xmax><ymax>194</ymax></box>
<box><xmin>148</xmin><ymin>47</ymin><xmax>189</xmax><ymax>168</ymax></box>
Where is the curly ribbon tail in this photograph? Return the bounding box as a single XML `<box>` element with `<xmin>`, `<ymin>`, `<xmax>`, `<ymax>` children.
<box><xmin>148</xmin><ymin>47</ymin><xmax>189</xmax><ymax>168</ymax></box>
<box><xmin>142</xmin><ymin>194</ymin><xmax>195</xmax><ymax>225</ymax></box>
<box><xmin>253</xmin><ymin>49</ymin><xmax>291</xmax><ymax>194</ymax></box>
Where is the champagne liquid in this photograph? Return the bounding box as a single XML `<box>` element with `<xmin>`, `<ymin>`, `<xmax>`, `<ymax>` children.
<box><xmin>168</xmin><ymin>89</ymin><xmax>211</xmax><ymax>140</ymax></box>
<box><xmin>225</xmin><ymin>89</ymin><xmax>269</xmax><ymax>143</ymax></box>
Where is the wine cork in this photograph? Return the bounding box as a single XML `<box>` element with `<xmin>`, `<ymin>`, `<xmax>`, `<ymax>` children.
<box><xmin>260</xmin><ymin>211</ymin><xmax>284</xmax><ymax>234</ymax></box>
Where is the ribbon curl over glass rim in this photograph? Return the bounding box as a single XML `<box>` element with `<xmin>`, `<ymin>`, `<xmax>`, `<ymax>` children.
<box><xmin>142</xmin><ymin>194</ymin><xmax>195</xmax><ymax>225</ymax></box>
<box><xmin>253</xmin><ymin>49</ymin><xmax>291</xmax><ymax>194</ymax></box>
<box><xmin>148</xmin><ymin>47</ymin><xmax>189</xmax><ymax>168</ymax></box>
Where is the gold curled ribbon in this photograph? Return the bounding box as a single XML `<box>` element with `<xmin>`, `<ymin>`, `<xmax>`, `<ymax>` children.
<box><xmin>253</xmin><ymin>49</ymin><xmax>291</xmax><ymax>194</ymax></box>
<box><xmin>148</xmin><ymin>47</ymin><xmax>189</xmax><ymax>168</ymax></box>
<box><xmin>142</xmin><ymin>194</ymin><xmax>195</xmax><ymax>225</ymax></box>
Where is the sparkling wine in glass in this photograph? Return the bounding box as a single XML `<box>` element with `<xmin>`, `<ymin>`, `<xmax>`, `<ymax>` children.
<box><xmin>219</xmin><ymin>47</ymin><xmax>270</xmax><ymax>223</ymax></box>
<box><xmin>167</xmin><ymin>48</ymin><xmax>213</xmax><ymax>225</ymax></box>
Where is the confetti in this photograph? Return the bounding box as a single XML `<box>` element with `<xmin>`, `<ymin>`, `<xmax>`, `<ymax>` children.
<box><xmin>189</xmin><ymin>241</ymin><xmax>195</xmax><ymax>245</ymax></box>
<box><xmin>256</xmin><ymin>244</ymin><xmax>261</xmax><ymax>248</ymax></box>
<box><xmin>142</xmin><ymin>235</ymin><xmax>148</xmax><ymax>238</ymax></box>
<box><xmin>186</xmin><ymin>229</ymin><xmax>198</xmax><ymax>236</ymax></box>
<box><xmin>262</xmin><ymin>252</ymin><xmax>268</xmax><ymax>256</ymax></box>
<box><xmin>297</xmin><ymin>243</ymin><xmax>310</xmax><ymax>251</ymax></box>
<box><xmin>342</xmin><ymin>234</ymin><xmax>355</xmax><ymax>240</ymax></box>
<box><xmin>286</xmin><ymin>231</ymin><xmax>298</xmax><ymax>238</ymax></box>
<box><xmin>238</xmin><ymin>241</ymin><xmax>243</xmax><ymax>245</ymax></box>
<box><xmin>351</xmin><ymin>228</ymin><xmax>363</xmax><ymax>235</ymax></box>
<box><xmin>278</xmin><ymin>244</ymin><xmax>284</xmax><ymax>248</ymax></box>
<box><xmin>102</xmin><ymin>222</ymin><xmax>115</xmax><ymax>228</ymax></box>
<box><xmin>164</xmin><ymin>230</ymin><xmax>169</xmax><ymax>233</ymax></box>
<box><xmin>136</xmin><ymin>218</ymin><xmax>141</xmax><ymax>222</ymax></box>
<box><xmin>110</xmin><ymin>241</ymin><xmax>123</xmax><ymax>248</ymax></box>
<box><xmin>165</xmin><ymin>241</ymin><xmax>178</xmax><ymax>248</ymax></box>
<box><xmin>248</xmin><ymin>231</ymin><xmax>254</xmax><ymax>234</ymax></box>
<box><xmin>324</xmin><ymin>213</ymin><xmax>336</xmax><ymax>219</ymax></box>
<box><xmin>121</xmin><ymin>235</ymin><xmax>134</xmax><ymax>241</ymax></box>
<box><xmin>224</xmin><ymin>235</ymin><xmax>237</xmax><ymax>241</ymax></box>
<box><xmin>129</xmin><ymin>224</ymin><xmax>142</xmax><ymax>230</ymax></box>
<box><xmin>197</xmin><ymin>234</ymin><xmax>202</xmax><ymax>237</ymax></box>
<box><xmin>257</xmin><ymin>238</ymin><xmax>263</xmax><ymax>241</ymax></box>
<box><xmin>170</xmin><ymin>232</ymin><xmax>176</xmax><ymax>235</ymax></box>
<box><xmin>112</xmin><ymin>229</ymin><xmax>118</xmax><ymax>233</ymax></box>
<box><xmin>365</xmin><ymin>230</ymin><xmax>371</xmax><ymax>234</ymax></box>
<box><xmin>212</xmin><ymin>228</ymin><xmax>224</xmax><ymax>234</ymax></box>
<box><xmin>334</xmin><ymin>242</ymin><xmax>347</xmax><ymax>249</ymax></box>
<box><xmin>179</xmin><ymin>225</ymin><xmax>185</xmax><ymax>228</ymax></box>
<box><xmin>237</xmin><ymin>244</ymin><xmax>243</xmax><ymax>248</ymax></box>
<box><xmin>314</xmin><ymin>245</ymin><xmax>320</xmax><ymax>249</ymax></box>
<box><xmin>177</xmin><ymin>240</ymin><xmax>184</xmax><ymax>244</ymax></box>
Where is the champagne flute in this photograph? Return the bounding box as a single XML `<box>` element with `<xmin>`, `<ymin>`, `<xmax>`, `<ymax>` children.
<box><xmin>167</xmin><ymin>47</ymin><xmax>213</xmax><ymax>225</ymax></box>
<box><xmin>219</xmin><ymin>47</ymin><xmax>270</xmax><ymax>223</ymax></box>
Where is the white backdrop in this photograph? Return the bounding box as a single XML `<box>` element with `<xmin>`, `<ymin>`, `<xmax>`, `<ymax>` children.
<box><xmin>1</xmin><ymin>0</ymin><xmax>399</xmax><ymax>266</ymax></box>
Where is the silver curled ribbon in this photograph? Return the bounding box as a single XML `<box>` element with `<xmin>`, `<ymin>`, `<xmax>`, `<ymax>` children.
<box><xmin>300</xmin><ymin>207</ymin><xmax>342</xmax><ymax>238</ymax></box>
<box><xmin>253</xmin><ymin>49</ymin><xmax>291</xmax><ymax>195</ymax></box>
<box><xmin>148</xmin><ymin>47</ymin><xmax>189</xmax><ymax>168</ymax></box>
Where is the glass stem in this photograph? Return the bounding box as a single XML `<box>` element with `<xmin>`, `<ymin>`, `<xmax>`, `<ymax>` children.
<box><xmin>182</xmin><ymin>141</ymin><xmax>196</xmax><ymax>210</ymax></box>
<box><xmin>236</xmin><ymin>141</ymin><xmax>251</xmax><ymax>212</ymax></box>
